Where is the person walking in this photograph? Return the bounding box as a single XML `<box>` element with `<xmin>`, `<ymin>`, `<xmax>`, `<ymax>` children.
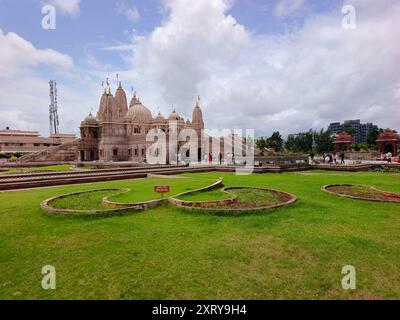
<box><xmin>219</xmin><ymin>152</ymin><xmax>222</xmax><ymax>165</ymax></box>
<box><xmin>325</xmin><ymin>154</ymin><xmax>330</xmax><ymax>163</ymax></box>
<box><xmin>340</xmin><ymin>151</ymin><xmax>345</xmax><ymax>164</ymax></box>
<box><xmin>387</xmin><ymin>152</ymin><xmax>392</xmax><ymax>163</ymax></box>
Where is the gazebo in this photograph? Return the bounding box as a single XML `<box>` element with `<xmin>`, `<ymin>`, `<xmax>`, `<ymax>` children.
<box><xmin>376</xmin><ymin>128</ymin><xmax>398</xmax><ymax>156</ymax></box>
<box><xmin>333</xmin><ymin>132</ymin><xmax>352</xmax><ymax>152</ymax></box>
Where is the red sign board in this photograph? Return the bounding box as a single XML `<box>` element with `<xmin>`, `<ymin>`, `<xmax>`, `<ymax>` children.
<box><xmin>154</xmin><ymin>185</ymin><xmax>170</xmax><ymax>194</ymax></box>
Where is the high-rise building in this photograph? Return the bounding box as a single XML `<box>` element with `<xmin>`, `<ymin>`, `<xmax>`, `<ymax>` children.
<box><xmin>328</xmin><ymin>119</ymin><xmax>373</xmax><ymax>144</ymax></box>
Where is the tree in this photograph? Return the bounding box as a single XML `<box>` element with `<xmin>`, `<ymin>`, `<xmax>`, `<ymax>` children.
<box><xmin>285</xmin><ymin>131</ymin><xmax>313</xmax><ymax>153</ymax></box>
<box><xmin>342</xmin><ymin>127</ymin><xmax>356</xmax><ymax>136</ymax></box>
<box><xmin>285</xmin><ymin>129</ymin><xmax>335</xmax><ymax>154</ymax></box>
<box><xmin>255</xmin><ymin>137</ymin><xmax>268</xmax><ymax>155</ymax></box>
<box><xmin>366</xmin><ymin>125</ymin><xmax>383</xmax><ymax>147</ymax></box>
<box><xmin>267</xmin><ymin>131</ymin><xmax>283</xmax><ymax>152</ymax></box>
<box><xmin>351</xmin><ymin>143</ymin><xmax>360</xmax><ymax>151</ymax></box>
<box><xmin>314</xmin><ymin>129</ymin><xmax>334</xmax><ymax>153</ymax></box>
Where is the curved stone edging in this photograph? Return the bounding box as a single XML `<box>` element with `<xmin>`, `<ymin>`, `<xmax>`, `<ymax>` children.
<box><xmin>102</xmin><ymin>178</ymin><xmax>224</xmax><ymax>208</ymax></box>
<box><xmin>102</xmin><ymin>194</ymin><xmax>167</xmax><ymax>208</ymax></box>
<box><xmin>170</xmin><ymin>187</ymin><xmax>237</xmax><ymax>208</ymax></box>
<box><xmin>170</xmin><ymin>186</ymin><xmax>297</xmax><ymax>214</ymax></box>
<box><xmin>322</xmin><ymin>184</ymin><xmax>400</xmax><ymax>203</ymax></box>
<box><xmin>40</xmin><ymin>188</ymin><xmax>140</xmax><ymax>216</ymax></box>
<box><xmin>168</xmin><ymin>178</ymin><xmax>225</xmax><ymax>207</ymax></box>
<box><xmin>40</xmin><ymin>178</ymin><xmax>223</xmax><ymax>217</ymax></box>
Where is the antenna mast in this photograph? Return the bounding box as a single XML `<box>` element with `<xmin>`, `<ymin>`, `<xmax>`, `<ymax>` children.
<box><xmin>49</xmin><ymin>80</ymin><xmax>59</xmax><ymax>135</ymax></box>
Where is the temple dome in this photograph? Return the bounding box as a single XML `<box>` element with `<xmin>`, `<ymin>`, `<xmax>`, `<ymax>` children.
<box><xmin>154</xmin><ymin>112</ymin><xmax>165</xmax><ymax>121</ymax></box>
<box><xmin>168</xmin><ymin>108</ymin><xmax>180</xmax><ymax>120</ymax></box>
<box><xmin>81</xmin><ymin>113</ymin><xmax>98</xmax><ymax>126</ymax></box>
<box><xmin>126</xmin><ymin>95</ymin><xmax>152</xmax><ymax>122</ymax></box>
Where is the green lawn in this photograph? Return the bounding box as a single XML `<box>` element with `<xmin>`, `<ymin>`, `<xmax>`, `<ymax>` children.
<box><xmin>0</xmin><ymin>170</ymin><xmax>399</xmax><ymax>299</ymax></box>
<box><xmin>49</xmin><ymin>177</ymin><xmax>215</xmax><ymax>210</ymax></box>
<box><xmin>177</xmin><ymin>188</ymin><xmax>232</xmax><ymax>201</ymax></box>
<box><xmin>179</xmin><ymin>187</ymin><xmax>282</xmax><ymax>209</ymax></box>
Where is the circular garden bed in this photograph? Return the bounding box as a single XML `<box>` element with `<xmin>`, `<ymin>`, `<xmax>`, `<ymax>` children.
<box><xmin>170</xmin><ymin>186</ymin><xmax>297</xmax><ymax>215</ymax></box>
<box><xmin>40</xmin><ymin>179</ymin><xmax>297</xmax><ymax>217</ymax></box>
<box><xmin>40</xmin><ymin>178</ymin><xmax>223</xmax><ymax>217</ymax></box>
<box><xmin>40</xmin><ymin>188</ymin><xmax>166</xmax><ymax>217</ymax></box>
<box><xmin>323</xmin><ymin>184</ymin><xmax>400</xmax><ymax>203</ymax></box>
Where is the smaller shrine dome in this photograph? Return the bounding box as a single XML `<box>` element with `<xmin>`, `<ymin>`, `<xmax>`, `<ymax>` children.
<box><xmin>377</xmin><ymin>128</ymin><xmax>399</xmax><ymax>142</ymax></box>
<box><xmin>168</xmin><ymin>108</ymin><xmax>181</xmax><ymax>120</ymax></box>
<box><xmin>333</xmin><ymin>132</ymin><xmax>353</xmax><ymax>144</ymax></box>
<box><xmin>154</xmin><ymin>111</ymin><xmax>165</xmax><ymax>121</ymax></box>
<box><xmin>81</xmin><ymin>112</ymin><xmax>98</xmax><ymax>126</ymax></box>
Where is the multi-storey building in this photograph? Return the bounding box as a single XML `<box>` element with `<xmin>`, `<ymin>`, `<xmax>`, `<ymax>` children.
<box><xmin>328</xmin><ymin>119</ymin><xmax>373</xmax><ymax>144</ymax></box>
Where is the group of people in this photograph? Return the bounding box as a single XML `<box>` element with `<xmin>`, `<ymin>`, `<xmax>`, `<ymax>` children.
<box><xmin>204</xmin><ymin>152</ymin><xmax>224</xmax><ymax>165</ymax></box>
<box><xmin>311</xmin><ymin>152</ymin><xmax>345</xmax><ymax>164</ymax></box>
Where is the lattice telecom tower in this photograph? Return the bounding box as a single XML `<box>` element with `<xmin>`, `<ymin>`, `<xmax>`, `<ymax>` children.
<box><xmin>49</xmin><ymin>80</ymin><xmax>59</xmax><ymax>135</ymax></box>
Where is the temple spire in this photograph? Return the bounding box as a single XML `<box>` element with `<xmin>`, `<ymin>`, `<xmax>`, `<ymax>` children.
<box><xmin>116</xmin><ymin>73</ymin><xmax>122</xmax><ymax>88</ymax></box>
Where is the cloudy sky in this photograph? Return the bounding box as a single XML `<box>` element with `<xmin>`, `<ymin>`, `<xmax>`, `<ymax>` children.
<box><xmin>0</xmin><ymin>0</ymin><xmax>399</xmax><ymax>137</ymax></box>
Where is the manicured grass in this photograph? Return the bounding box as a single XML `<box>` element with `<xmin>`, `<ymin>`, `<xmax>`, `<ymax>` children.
<box><xmin>178</xmin><ymin>188</ymin><xmax>232</xmax><ymax>201</ymax></box>
<box><xmin>0</xmin><ymin>170</ymin><xmax>399</xmax><ymax>299</ymax></box>
<box><xmin>180</xmin><ymin>187</ymin><xmax>282</xmax><ymax>209</ymax></box>
<box><xmin>327</xmin><ymin>184</ymin><xmax>400</xmax><ymax>202</ymax></box>
<box><xmin>107</xmin><ymin>177</ymin><xmax>214</xmax><ymax>203</ymax></box>
<box><xmin>222</xmin><ymin>188</ymin><xmax>280</xmax><ymax>208</ymax></box>
<box><xmin>0</xmin><ymin>165</ymin><xmax>74</xmax><ymax>174</ymax></box>
<box><xmin>49</xmin><ymin>177</ymin><xmax>216</xmax><ymax>210</ymax></box>
<box><xmin>50</xmin><ymin>190</ymin><xmax>117</xmax><ymax>211</ymax></box>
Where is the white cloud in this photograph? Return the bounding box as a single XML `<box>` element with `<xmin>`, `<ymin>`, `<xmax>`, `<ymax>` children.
<box><xmin>0</xmin><ymin>29</ymin><xmax>73</xmax><ymax>77</ymax></box>
<box><xmin>0</xmin><ymin>29</ymin><xmax>83</xmax><ymax>135</ymax></box>
<box><xmin>116</xmin><ymin>2</ymin><xmax>140</xmax><ymax>23</ymax></box>
<box><xmin>274</xmin><ymin>0</ymin><xmax>305</xmax><ymax>19</ymax></box>
<box><xmin>44</xmin><ymin>0</ymin><xmax>81</xmax><ymax>16</ymax></box>
<box><xmin>119</xmin><ymin>0</ymin><xmax>400</xmax><ymax>136</ymax></box>
<box><xmin>102</xmin><ymin>44</ymin><xmax>135</xmax><ymax>52</ymax></box>
<box><xmin>2</xmin><ymin>0</ymin><xmax>400</xmax><ymax>139</ymax></box>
